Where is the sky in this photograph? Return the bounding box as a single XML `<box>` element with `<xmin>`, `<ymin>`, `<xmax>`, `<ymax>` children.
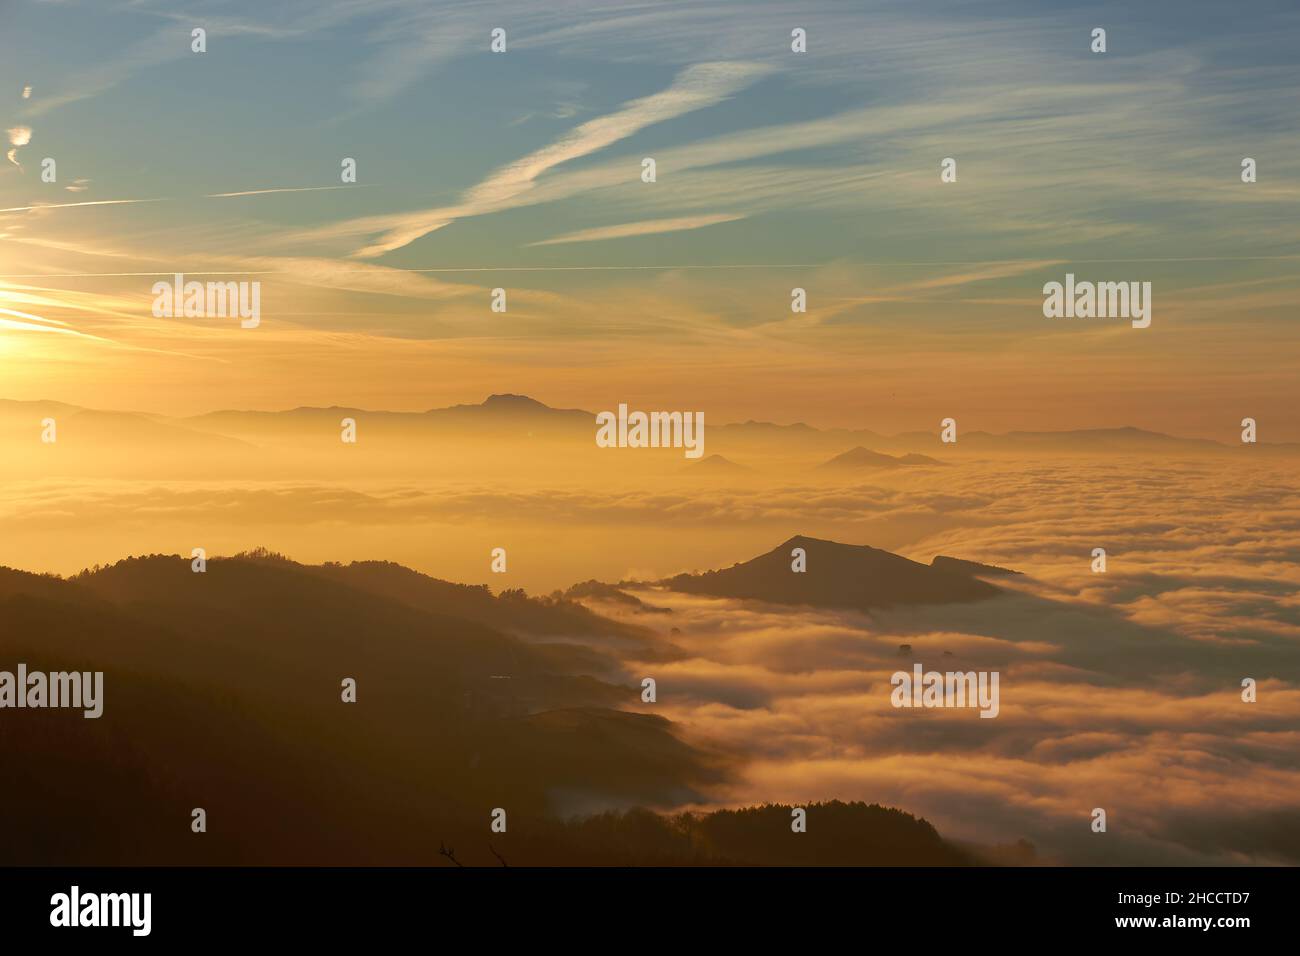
<box><xmin>1</xmin><ymin>0</ymin><xmax>1298</xmax><ymax>438</ymax></box>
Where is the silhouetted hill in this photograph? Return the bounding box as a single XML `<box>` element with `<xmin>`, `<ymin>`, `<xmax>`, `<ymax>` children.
<box><xmin>0</xmin><ymin>565</ymin><xmax>85</xmax><ymax>602</ymax></box>
<box><xmin>683</xmin><ymin>453</ymin><xmax>752</xmax><ymax>474</ymax></box>
<box><xmin>0</xmin><ymin>550</ymin><xmax>980</xmax><ymax>865</ymax></box>
<box><xmin>181</xmin><ymin>394</ymin><xmax>592</xmax><ymax>444</ymax></box>
<box><xmin>487</xmin><ymin>708</ymin><xmax>722</xmax><ymax>808</ymax></box>
<box><xmin>537</xmin><ymin>801</ymin><xmax>974</xmax><ymax>866</ymax></box>
<box><xmin>0</xmin><ymin>553</ymin><xmax>702</xmax><ymax>863</ymax></box>
<box><xmin>297</xmin><ymin>558</ymin><xmax>655</xmax><ymax>640</ymax></box>
<box><xmin>564</xmin><ymin>579</ymin><xmax>672</xmax><ymax>614</ymax></box>
<box><xmin>961</xmin><ymin>426</ymin><xmax>1227</xmax><ymax>455</ymax></box>
<box><xmin>661</xmin><ymin>535</ymin><xmax>1002</xmax><ymax>610</ymax></box>
<box><xmin>931</xmin><ymin>555</ymin><xmax>1021</xmax><ymax>577</ymax></box>
<box><xmin>688</xmin><ymin>801</ymin><xmax>971</xmax><ymax>865</ymax></box>
<box><xmin>436</xmin><ymin>393</ymin><xmax>590</xmax><ymax>423</ymax></box>
<box><xmin>818</xmin><ymin>446</ymin><xmax>944</xmax><ymax>469</ymax></box>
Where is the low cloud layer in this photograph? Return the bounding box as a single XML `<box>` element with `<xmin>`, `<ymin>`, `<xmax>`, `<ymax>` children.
<box><xmin>588</xmin><ymin>584</ymin><xmax>1300</xmax><ymax>865</ymax></box>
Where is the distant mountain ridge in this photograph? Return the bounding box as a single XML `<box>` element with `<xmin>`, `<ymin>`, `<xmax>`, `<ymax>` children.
<box><xmin>684</xmin><ymin>453</ymin><xmax>753</xmax><ymax>474</ymax></box>
<box><xmin>3</xmin><ymin>395</ymin><xmax>1289</xmax><ymax>452</ymax></box>
<box><xmin>818</xmin><ymin>447</ymin><xmax>945</xmax><ymax>470</ymax></box>
<box><xmin>659</xmin><ymin>535</ymin><xmax>1008</xmax><ymax>611</ymax></box>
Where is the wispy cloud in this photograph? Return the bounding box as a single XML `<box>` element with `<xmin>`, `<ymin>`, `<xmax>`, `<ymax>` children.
<box><xmin>207</xmin><ymin>185</ymin><xmax>378</xmax><ymax>198</ymax></box>
<box><xmin>2</xmin><ymin>186</ymin><xmax>374</xmax><ymax>214</ymax></box>
<box><xmin>5</xmin><ymin>126</ymin><xmax>32</xmax><ymax>170</ymax></box>
<box><xmin>527</xmin><ymin>213</ymin><xmax>744</xmax><ymax>246</ymax></box>
<box><xmin>0</xmin><ymin>198</ymin><xmax>169</xmax><ymax>214</ymax></box>
<box><xmin>21</xmin><ymin>28</ymin><xmax>189</xmax><ymax>118</ymax></box>
<box><xmin>0</xmin><ymin>305</ymin><xmax>115</xmax><ymax>343</ymax></box>
<box><xmin>301</xmin><ymin>61</ymin><xmax>770</xmax><ymax>258</ymax></box>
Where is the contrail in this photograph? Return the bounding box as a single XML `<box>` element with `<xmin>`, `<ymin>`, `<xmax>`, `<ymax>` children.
<box><xmin>0</xmin><ymin>306</ymin><xmax>114</xmax><ymax>342</ymax></box>
<box><xmin>3</xmin><ymin>254</ymin><xmax>1300</xmax><ymax>280</ymax></box>
<box><xmin>207</xmin><ymin>185</ymin><xmax>378</xmax><ymax>198</ymax></box>
<box><xmin>0</xmin><ymin>198</ymin><xmax>169</xmax><ymax>213</ymax></box>
<box><xmin>0</xmin><ymin>184</ymin><xmax>378</xmax><ymax>213</ymax></box>
<box><xmin>0</xmin><ymin>271</ymin><xmax>283</xmax><ymax>278</ymax></box>
<box><xmin>0</xmin><ymin>265</ymin><xmax>818</xmax><ymax>278</ymax></box>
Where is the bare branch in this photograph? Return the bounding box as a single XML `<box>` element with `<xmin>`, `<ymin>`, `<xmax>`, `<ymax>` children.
<box><xmin>438</xmin><ymin>841</ymin><xmax>464</xmax><ymax>867</ymax></box>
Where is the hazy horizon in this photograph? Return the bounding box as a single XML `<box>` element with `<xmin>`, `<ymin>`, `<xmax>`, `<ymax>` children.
<box><xmin>8</xmin><ymin>389</ymin><xmax>1300</xmax><ymax>441</ymax></box>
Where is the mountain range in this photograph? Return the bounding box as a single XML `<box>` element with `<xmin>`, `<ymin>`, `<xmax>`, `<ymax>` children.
<box><xmin>0</xmin><ymin>535</ymin><xmax>1014</xmax><ymax>865</ymax></box>
<box><xmin>3</xmin><ymin>395</ymin><xmax>1293</xmax><ymax>465</ymax></box>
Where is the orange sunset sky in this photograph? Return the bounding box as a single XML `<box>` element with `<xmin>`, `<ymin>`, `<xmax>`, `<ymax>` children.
<box><xmin>2</xmin><ymin>0</ymin><xmax>1298</xmax><ymax>439</ymax></box>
